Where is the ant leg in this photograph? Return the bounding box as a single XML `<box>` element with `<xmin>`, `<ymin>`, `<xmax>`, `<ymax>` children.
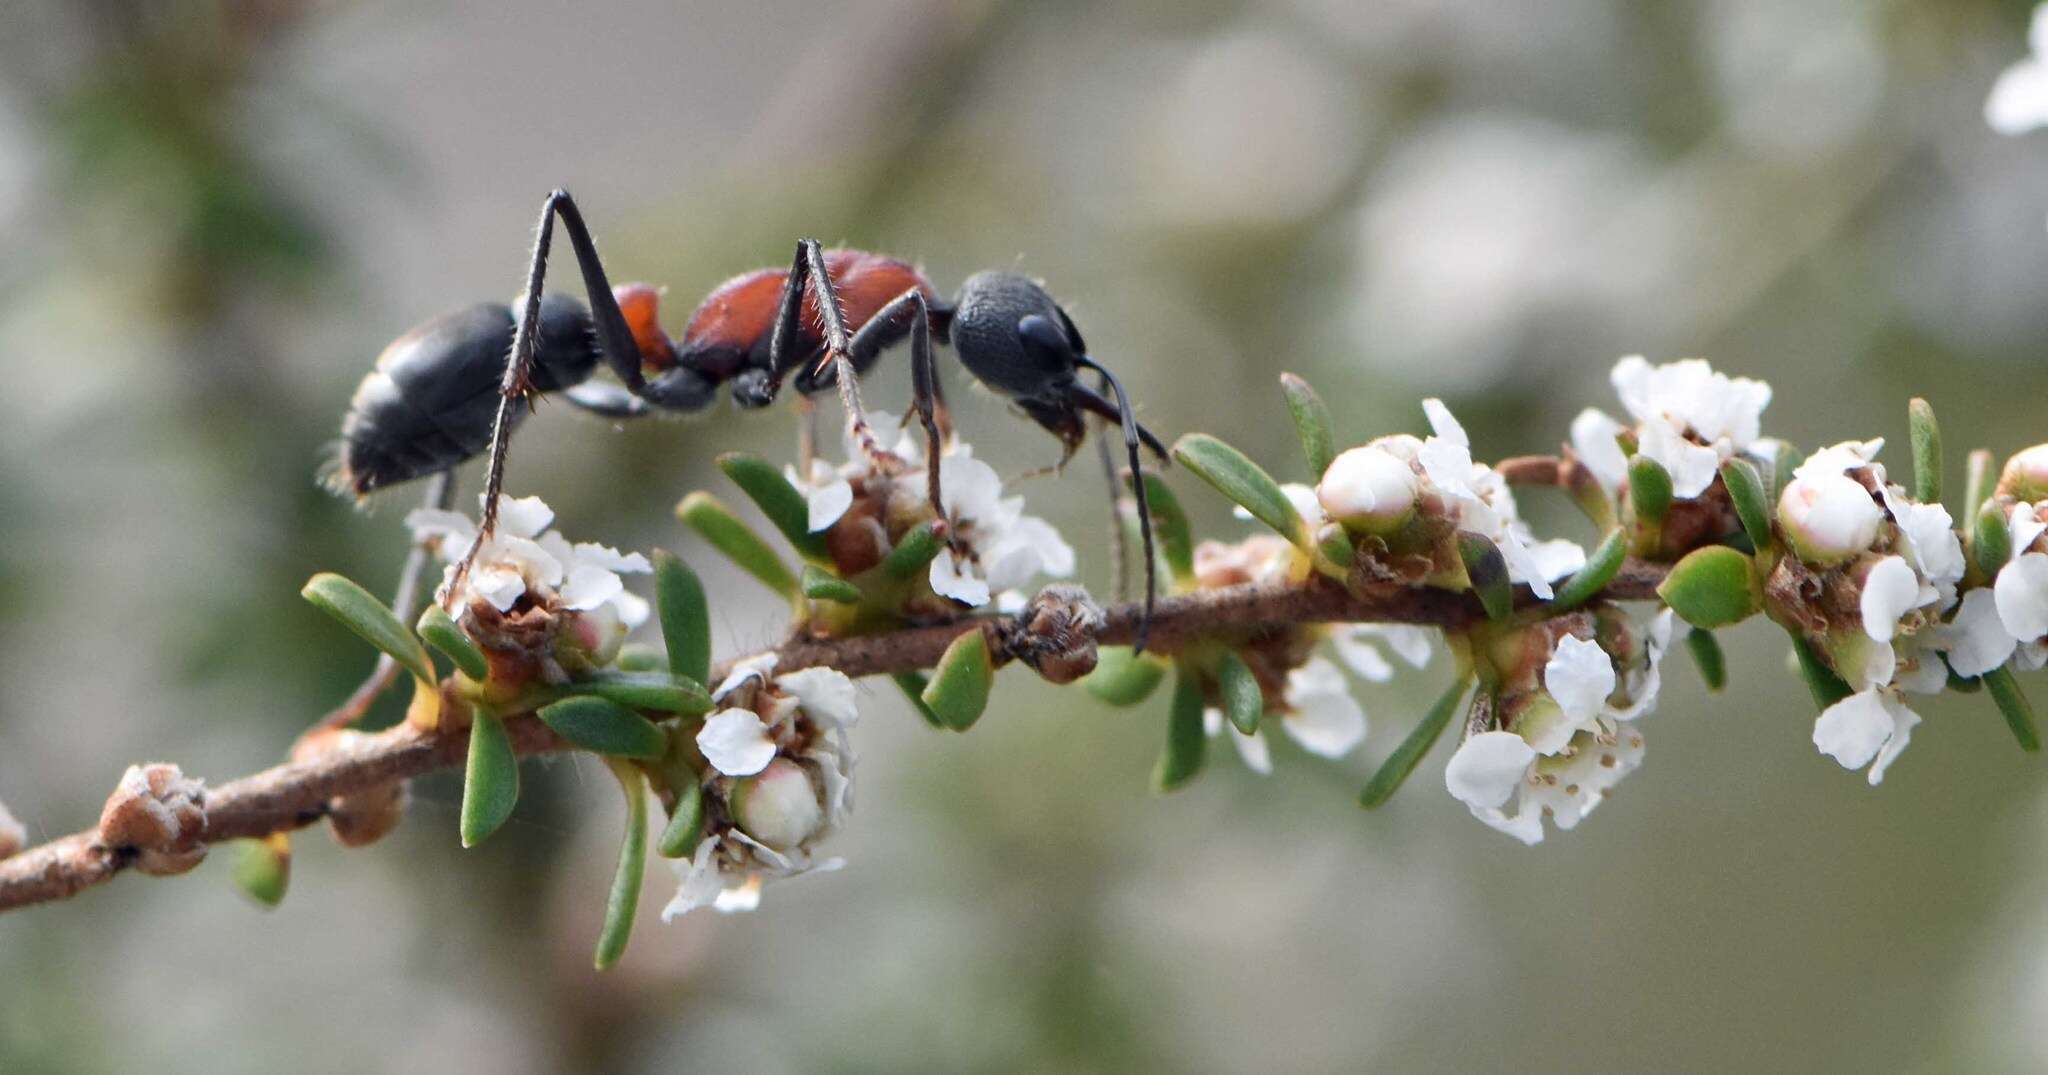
<box><xmin>846</xmin><ymin>287</ymin><xmax>947</xmax><ymax>515</ymax></box>
<box><xmin>762</xmin><ymin>240</ymin><xmax>885</xmax><ymax>463</ymax></box>
<box><xmin>1072</xmin><ymin>357</ymin><xmax>1156</xmax><ymax>654</ymax></box>
<box><xmin>305</xmin><ymin>470</ymin><xmax>458</xmax><ymax>740</ymax></box>
<box><xmin>1093</xmin><ymin>374</ymin><xmax>1131</xmax><ymax>604</ymax></box>
<box><xmin>449</xmin><ymin>189</ymin><xmax>641</xmax><ymax>606</ymax></box>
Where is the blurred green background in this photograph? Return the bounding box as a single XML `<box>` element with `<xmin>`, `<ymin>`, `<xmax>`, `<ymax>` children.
<box><xmin>5</xmin><ymin>1</ymin><xmax>2048</xmax><ymax>1071</ymax></box>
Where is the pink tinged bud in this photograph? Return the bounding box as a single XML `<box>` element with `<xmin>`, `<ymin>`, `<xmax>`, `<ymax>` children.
<box><xmin>1777</xmin><ymin>472</ymin><xmax>1882</xmax><ymax>566</ymax></box>
<box><xmin>1316</xmin><ymin>446</ymin><xmax>1420</xmax><ymax>534</ymax></box>
<box><xmin>730</xmin><ymin>759</ymin><xmax>823</xmax><ymax>852</ymax></box>
<box><xmin>2001</xmin><ymin>444</ymin><xmax>2048</xmax><ymax>502</ymax></box>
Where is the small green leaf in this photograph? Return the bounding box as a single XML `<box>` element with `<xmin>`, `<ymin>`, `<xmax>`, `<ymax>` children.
<box><xmin>1360</xmin><ymin>677</ymin><xmax>1471</xmax><ymax>808</ymax></box>
<box><xmin>1279</xmin><ymin>372</ymin><xmax>1336</xmax><ymax>478</ymax></box>
<box><xmin>230</xmin><ymin>835</ymin><xmax>290</xmax><ymax>908</ymax></box>
<box><xmin>1791</xmin><ymin>633</ymin><xmax>1853</xmax><ymax>712</ymax></box>
<box><xmin>301</xmin><ymin>573</ymin><xmax>436</xmax><ymax>686</ymax></box>
<box><xmin>1761</xmin><ymin>442</ymin><xmax>1805</xmax><ymax>508</ymax></box>
<box><xmin>1457</xmin><ymin>532</ymin><xmax>1512</xmax><ymax>620</ymax></box>
<box><xmin>615</xmin><ymin>644</ymin><xmax>669</xmax><ymax>673</ymax></box>
<box><xmin>1628</xmin><ymin>455</ymin><xmax>1673</xmax><ymax>526</ymax></box>
<box><xmin>1216</xmin><ymin>651</ymin><xmax>1263</xmax><ymax>735</ymax></box>
<box><xmin>657</xmin><ymin>777</ymin><xmax>705</xmax><ymax>858</ymax></box>
<box><xmin>1084</xmin><ymin>646</ymin><xmax>1169</xmax><ymax>707</ymax></box>
<box><xmin>1152</xmin><ymin>666</ymin><xmax>1207</xmax><ymax>792</ymax></box>
<box><xmin>1719</xmin><ymin>457</ymin><xmax>1773</xmax><ymax>553</ymax></box>
<box><xmin>416</xmin><ymin>604</ymin><xmax>488</xmax><ymax>681</ymax></box>
<box><xmin>1316</xmin><ymin>524</ymin><xmax>1356</xmax><ymax>571</ymax></box>
<box><xmin>653</xmin><ymin>551</ymin><xmax>711</xmax><ymax>686</ymax></box>
<box><xmin>717</xmin><ymin>452</ymin><xmax>831</xmax><ymax>562</ymax></box>
<box><xmin>1174</xmin><ymin>433</ymin><xmax>1306</xmax><ymax>544</ymax></box>
<box><xmin>1134</xmin><ymin>472</ymin><xmax>1195</xmax><ymax>585</ymax></box>
<box><xmin>1685</xmin><ymin>628</ymin><xmax>1727</xmax><ymax>692</ymax></box>
<box><xmin>883</xmin><ymin>520</ymin><xmax>947</xmax><ymax>579</ymax></box>
<box><xmin>460</xmin><ymin>711</ymin><xmax>519</xmax><ymax>848</ymax></box>
<box><xmin>540</xmin><ymin>696</ymin><xmax>668</xmax><ymax>759</ymax></box>
<box><xmin>1549</xmin><ymin>529</ymin><xmax>1626</xmax><ymax>612</ymax></box>
<box><xmin>1964</xmin><ymin>449</ymin><xmax>1996</xmax><ymax>544</ymax></box>
<box><xmin>892</xmin><ymin>672</ymin><xmax>948</xmax><ymax>728</ymax></box>
<box><xmin>1976</xmin><ymin>501</ymin><xmax>2012</xmax><ymax>580</ymax></box>
<box><xmin>563</xmin><ymin>670</ymin><xmax>712</xmax><ymax>714</ymax></box>
<box><xmin>922</xmin><ymin>630</ymin><xmax>993</xmax><ymax>731</ymax></box>
<box><xmin>1656</xmin><ymin>546</ymin><xmax>1760</xmax><ymax>629</ymax></box>
<box><xmin>676</xmin><ymin>492</ymin><xmax>798</xmax><ymax>599</ymax></box>
<box><xmin>801</xmin><ymin>564</ymin><xmax>863</xmax><ymax>604</ymax></box>
<box><xmin>594</xmin><ymin>760</ymin><xmax>648</xmax><ymax>971</ymax></box>
<box><xmin>1985</xmin><ymin>667</ymin><xmax>2040</xmax><ymax>752</ymax></box>
<box><xmin>1908</xmin><ymin>398</ymin><xmax>1942</xmax><ymax>506</ymax></box>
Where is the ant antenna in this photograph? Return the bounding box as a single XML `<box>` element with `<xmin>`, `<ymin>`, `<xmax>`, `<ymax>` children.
<box><xmin>1074</xmin><ymin>356</ymin><xmax>1155</xmax><ymax>653</ymax></box>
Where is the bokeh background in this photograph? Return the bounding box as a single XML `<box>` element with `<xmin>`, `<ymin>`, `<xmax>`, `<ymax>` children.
<box><xmin>5</xmin><ymin>1</ymin><xmax>2048</xmax><ymax>1071</ymax></box>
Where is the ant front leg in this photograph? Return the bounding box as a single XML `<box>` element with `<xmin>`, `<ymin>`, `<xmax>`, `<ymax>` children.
<box><xmin>448</xmin><ymin>189</ymin><xmax>641</xmax><ymax>607</ymax></box>
<box><xmin>1072</xmin><ymin>357</ymin><xmax>1161</xmax><ymax>653</ymax></box>
<box><xmin>845</xmin><ymin>286</ymin><xmax>947</xmax><ymax>519</ymax></box>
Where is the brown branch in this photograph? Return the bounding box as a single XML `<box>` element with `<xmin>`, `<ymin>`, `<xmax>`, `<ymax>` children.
<box><xmin>0</xmin><ymin>563</ymin><xmax>1669</xmax><ymax>914</ymax></box>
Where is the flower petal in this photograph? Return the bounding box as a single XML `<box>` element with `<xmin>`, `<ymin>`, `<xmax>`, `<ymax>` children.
<box><xmin>660</xmin><ymin>838</ymin><xmax>729</xmax><ymax>921</ymax></box>
<box><xmin>697</xmin><ymin>708</ymin><xmax>778</xmax><ymax>777</ymax></box>
<box><xmin>1446</xmin><ymin>731</ymin><xmax>1536</xmax><ymax>811</ymax></box>
<box><xmin>496</xmin><ymin>494</ymin><xmax>555</xmax><ymax>539</ymax></box>
<box><xmin>1569</xmin><ymin>408</ymin><xmax>1629</xmax><ymax>492</ymax></box>
<box><xmin>1988</xmin><ymin>57</ymin><xmax>2048</xmax><ymax>135</ymax></box>
<box><xmin>775</xmin><ymin>666</ymin><xmax>860</xmax><ymax>728</ymax></box>
<box><xmin>1544</xmin><ymin>634</ymin><xmax>1617</xmax><ymax>723</ymax></box>
<box><xmin>405</xmin><ymin>508</ymin><xmax>477</xmax><ymax>549</ymax></box>
<box><xmin>1638</xmin><ymin>416</ymin><xmax>1722</xmax><ymax>500</ymax></box>
<box><xmin>1940</xmin><ymin>588</ymin><xmax>2017</xmax><ymax>678</ymax></box>
<box><xmin>1859</xmin><ymin>556</ymin><xmax>1921</xmax><ymax>643</ymax></box>
<box><xmin>713</xmin><ymin>653</ymin><xmax>780</xmax><ymax>701</ymax></box>
<box><xmin>807</xmin><ymin>478</ymin><xmax>854</xmax><ymax>533</ymax></box>
<box><xmin>929</xmin><ymin>547</ymin><xmax>992</xmax><ymax>607</ymax></box>
<box><xmin>558</xmin><ymin>563</ymin><xmax>624</xmax><ymax>611</ymax></box>
<box><xmin>1330</xmin><ymin>628</ymin><xmax>1394</xmax><ymax>682</ymax></box>
<box><xmin>1280</xmin><ymin>657</ymin><xmax>1366</xmax><ymax>757</ymax></box>
<box><xmin>1813</xmin><ymin>690</ymin><xmax>1894</xmax><ymax>774</ymax></box>
<box><xmin>1997</xmin><ymin>552</ymin><xmax>2048</xmax><ymax>642</ymax></box>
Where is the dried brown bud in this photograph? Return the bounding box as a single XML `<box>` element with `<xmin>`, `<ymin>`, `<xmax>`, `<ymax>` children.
<box><xmin>329</xmin><ymin>781</ymin><xmax>408</xmax><ymax>848</ymax></box>
<box><xmin>0</xmin><ymin>797</ymin><xmax>24</xmax><ymax>859</ymax></box>
<box><xmin>135</xmin><ymin>845</ymin><xmax>208</xmax><ymax>877</ymax></box>
<box><xmin>98</xmin><ymin>763</ymin><xmax>206</xmax><ymax>854</ymax></box>
<box><xmin>1003</xmin><ymin>584</ymin><xmax>1105</xmax><ymax>685</ymax></box>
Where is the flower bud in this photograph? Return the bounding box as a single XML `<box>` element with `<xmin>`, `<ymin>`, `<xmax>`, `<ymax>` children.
<box><xmin>730</xmin><ymin>759</ymin><xmax>824</xmax><ymax>852</ymax></box>
<box><xmin>98</xmin><ymin>763</ymin><xmax>206</xmax><ymax>854</ymax></box>
<box><xmin>329</xmin><ymin>781</ymin><xmax>408</xmax><ymax>848</ymax></box>
<box><xmin>1316</xmin><ymin>445</ymin><xmax>1420</xmax><ymax>535</ymax></box>
<box><xmin>1777</xmin><ymin>472</ymin><xmax>1882</xmax><ymax>566</ymax></box>
<box><xmin>556</xmin><ymin>602</ymin><xmax>627</xmax><ymax>673</ymax></box>
<box><xmin>2000</xmin><ymin>444</ymin><xmax>2048</xmax><ymax>502</ymax></box>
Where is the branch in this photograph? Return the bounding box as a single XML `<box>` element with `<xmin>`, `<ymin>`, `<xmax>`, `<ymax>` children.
<box><xmin>0</xmin><ymin>564</ymin><xmax>1670</xmax><ymax>914</ymax></box>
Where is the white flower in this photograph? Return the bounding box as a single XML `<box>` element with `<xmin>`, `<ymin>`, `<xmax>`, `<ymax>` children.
<box><xmin>785</xmin><ymin>459</ymin><xmax>855</xmax><ymax>532</ymax></box>
<box><xmin>698</xmin><ymin>708</ymin><xmax>777</xmax><ymax>777</ymax></box>
<box><xmin>1988</xmin><ymin>6</ymin><xmax>2048</xmax><ymax>135</ymax></box>
<box><xmin>1571</xmin><ymin>356</ymin><xmax>1772</xmax><ymax>498</ymax></box>
<box><xmin>1813</xmin><ymin>689</ymin><xmax>1920</xmax><ymax>786</ymax></box>
<box><xmin>1329</xmin><ymin>624</ymin><xmax>1435</xmax><ymax>682</ymax></box>
<box><xmin>1280</xmin><ymin>657</ymin><xmax>1368</xmax><ymax>757</ymax></box>
<box><xmin>1990</xmin><ymin>502</ymin><xmax>2048</xmax><ymax>671</ymax></box>
<box><xmin>1316</xmin><ymin>444</ymin><xmax>1419</xmax><ymax>532</ymax></box>
<box><xmin>1777</xmin><ymin>470</ymin><xmax>1883</xmax><ymax>567</ymax></box>
<box><xmin>1940</xmin><ymin>589</ymin><xmax>2018</xmax><ymax>678</ymax></box>
<box><xmin>407</xmin><ymin>493</ymin><xmax>651</xmax><ymax>626</ymax></box>
<box><xmin>1415</xmin><ymin>399</ymin><xmax>1583</xmax><ymax>598</ymax></box>
<box><xmin>924</xmin><ymin>452</ymin><xmax>1074</xmax><ymax>609</ymax></box>
<box><xmin>661</xmin><ymin>831</ymin><xmax>846</xmax><ymax>919</ymax></box>
<box><xmin>1444</xmin><ymin>724</ymin><xmax>1646</xmax><ymax>846</ymax></box>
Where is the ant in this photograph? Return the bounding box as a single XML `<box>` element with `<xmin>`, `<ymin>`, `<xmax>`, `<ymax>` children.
<box><xmin>330</xmin><ymin>189</ymin><xmax>1168</xmax><ymax>656</ymax></box>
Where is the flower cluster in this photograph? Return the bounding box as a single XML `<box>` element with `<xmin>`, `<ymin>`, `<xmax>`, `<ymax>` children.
<box><xmin>408</xmin><ymin>494</ymin><xmax>651</xmax><ymax>681</ymax></box>
<box><xmin>664</xmin><ymin>655</ymin><xmax>858</xmax><ymax>917</ymax></box>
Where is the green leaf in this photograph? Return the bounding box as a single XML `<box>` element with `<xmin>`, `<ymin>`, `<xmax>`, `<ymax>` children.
<box><xmin>1656</xmin><ymin>546</ymin><xmax>1760</xmax><ymax>629</ymax></box>
<box><xmin>1457</xmin><ymin>532</ymin><xmax>1512</xmax><ymax>620</ymax></box>
<box><xmin>415</xmin><ymin>604</ymin><xmax>488</xmax><ymax>681</ymax></box>
<box><xmin>301</xmin><ymin>573</ymin><xmax>436</xmax><ymax>686</ymax></box>
<box><xmin>1279</xmin><ymin>372</ymin><xmax>1336</xmax><ymax>478</ymax></box>
<box><xmin>615</xmin><ymin>644</ymin><xmax>669</xmax><ymax>673</ymax></box>
<box><xmin>892</xmin><ymin>672</ymin><xmax>948</xmax><ymax>728</ymax></box>
<box><xmin>1685</xmin><ymin>628</ymin><xmax>1727</xmax><ymax>692</ymax></box>
<box><xmin>883</xmin><ymin>520</ymin><xmax>947</xmax><ymax>579</ymax></box>
<box><xmin>657</xmin><ymin>777</ymin><xmax>705</xmax><ymax>858</ymax></box>
<box><xmin>1985</xmin><ymin>667</ymin><xmax>2040</xmax><ymax>752</ymax></box>
<box><xmin>593</xmin><ymin>760</ymin><xmax>648</xmax><ymax>971</ymax></box>
<box><xmin>1964</xmin><ymin>449</ymin><xmax>1996</xmax><ymax>545</ymax></box>
<box><xmin>653</xmin><ymin>551</ymin><xmax>711</xmax><ymax>686</ymax></box>
<box><xmin>1216</xmin><ymin>651</ymin><xmax>1263</xmax><ymax>735</ymax></box>
<box><xmin>1719</xmin><ymin>457</ymin><xmax>1773</xmax><ymax>554</ymax></box>
<box><xmin>1628</xmin><ymin>455</ymin><xmax>1673</xmax><ymax>526</ymax></box>
<box><xmin>1791</xmin><ymin>634</ymin><xmax>1853</xmax><ymax>712</ymax></box>
<box><xmin>717</xmin><ymin>452</ymin><xmax>831</xmax><ymax>562</ymax></box>
<box><xmin>676</xmin><ymin>492</ymin><xmax>797</xmax><ymax>599</ymax></box>
<box><xmin>1152</xmin><ymin>666</ymin><xmax>1207</xmax><ymax>792</ymax></box>
<box><xmin>564</xmin><ymin>670</ymin><xmax>712</xmax><ymax>714</ymax></box>
<box><xmin>1134</xmin><ymin>472</ymin><xmax>1195</xmax><ymax>585</ymax></box>
<box><xmin>1084</xmin><ymin>646</ymin><xmax>1169</xmax><ymax>707</ymax></box>
<box><xmin>540</xmin><ymin>696</ymin><xmax>668</xmax><ymax>759</ymax></box>
<box><xmin>1173</xmin><ymin>433</ymin><xmax>1305</xmax><ymax>545</ymax></box>
<box><xmin>230</xmin><ymin>835</ymin><xmax>290</xmax><ymax>908</ymax></box>
<box><xmin>1760</xmin><ymin>442</ymin><xmax>1805</xmax><ymax>509</ymax></box>
<box><xmin>1976</xmin><ymin>501</ymin><xmax>2012</xmax><ymax>580</ymax></box>
<box><xmin>922</xmin><ymin>630</ymin><xmax>993</xmax><ymax>731</ymax></box>
<box><xmin>1360</xmin><ymin>677</ymin><xmax>1470</xmax><ymax>808</ymax></box>
<box><xmin>1549</xmin><ymin>529</ymin><xmax>1626</xmax><ymax>612</ymax></box>
<box><xmin>460</xmin><ymin>711</ymin><xmax>519</xmax><ymax>848</ymax></box>
<box><xmin>801</xmin><ymin>564</ymin><xmax>863</xmax><ymax>604</ymax></box>
<box><xmin>1908</xmin><ymin>398</ymin><xmax>1942</xmax><ymax>505</ymax></box>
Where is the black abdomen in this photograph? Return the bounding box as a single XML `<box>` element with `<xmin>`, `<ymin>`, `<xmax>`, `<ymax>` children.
<box><xmin>331</xmin><ymin>295</ymin><xmax>597</xmax><ymax>497</ymax></box>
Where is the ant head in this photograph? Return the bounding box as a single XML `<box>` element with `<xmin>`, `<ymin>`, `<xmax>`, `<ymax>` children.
<box><xmin>951</xmin><ymin>272</ymin><xmax>1081</xmax><ymax>399</ymax></box>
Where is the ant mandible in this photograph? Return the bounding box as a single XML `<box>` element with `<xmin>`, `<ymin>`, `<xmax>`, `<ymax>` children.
<box><xmin>330</xmin><ymin>189</ymin><xmax>1168</xmax><ymax>649</ymax></box>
